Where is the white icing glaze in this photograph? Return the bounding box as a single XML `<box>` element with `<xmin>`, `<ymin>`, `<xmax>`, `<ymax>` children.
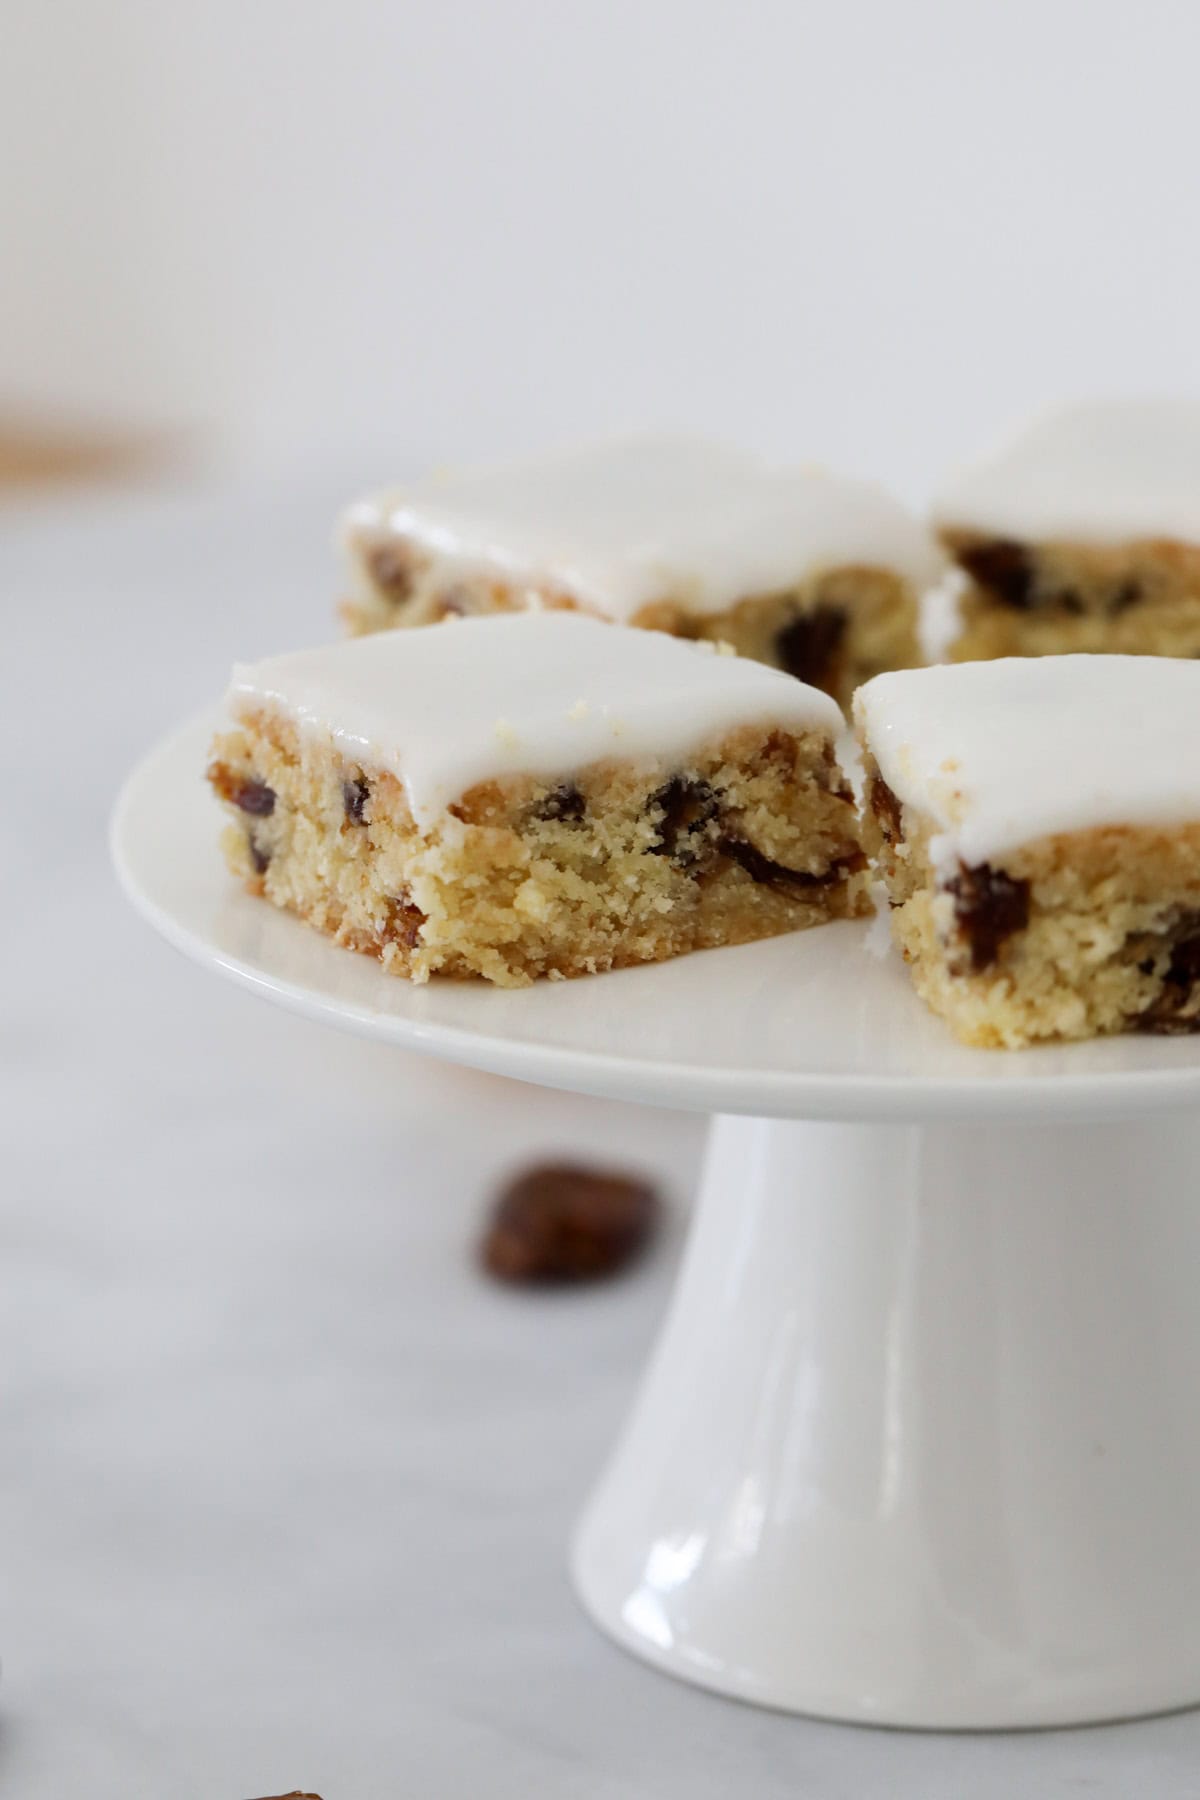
<box><xmin>933</xmin><ymin>399</ymin><xmax>1200</xmax><ymax>543</ymax></box>
<box><xmin>343</xmin><ymin>436</ymin><xmax>942</xmax><ymax>619</ymax></box>
<box><xmin>230</xmin><ymin>611</ymin><xmax>844</xmax><ymax>829</ymax></box>
<box><xmin>854</xmin><ymin>656</ymin><xmax>1200</xmax><ymax>870</ymax></box>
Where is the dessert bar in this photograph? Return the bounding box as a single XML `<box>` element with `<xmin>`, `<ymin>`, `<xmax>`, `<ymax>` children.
<box><xmin>340</xmin><ymin>437</ymin><xmax>939</xmax><ymax>707</ymax></box>
<box><xmin>935</xmin><ymin>400</ymin><xmax>1200</xmax><ymax>664</ymax></box>
<box><xmin>209</xmin><ymin>612</ymin><xmax>869</xmax><ymax>986</ymax></box>
<box><xmin>856</xmin><ymin>655</ymin><xmax>1200</xmax><ymax>1047</ymax></box>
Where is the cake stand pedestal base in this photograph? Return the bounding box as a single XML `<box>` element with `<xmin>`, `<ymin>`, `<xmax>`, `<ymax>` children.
<box><xmin>114</xmin><ymin>721</ymin><xmax>1200</xmax><ymax>1731</ymax></box>
<box><xmin>572</xmin><ymin>1112</ymin><xmax>1200</xmax><ymax>1728</ymax></box>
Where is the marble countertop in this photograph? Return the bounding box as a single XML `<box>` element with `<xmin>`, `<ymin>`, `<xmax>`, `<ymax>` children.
<box><xmin>4</xmin><ymin>475</ymin><xmax>1200</xmax><ymax>1795</ymax></box>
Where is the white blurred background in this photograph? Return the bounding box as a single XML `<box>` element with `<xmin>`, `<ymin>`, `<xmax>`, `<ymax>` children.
<box><xmin>5</xmin><ymin>0</ymin><xmax>1200</xmax><ymax>496</ymax></box>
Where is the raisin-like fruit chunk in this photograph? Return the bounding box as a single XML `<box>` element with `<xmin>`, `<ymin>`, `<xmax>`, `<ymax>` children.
<box><xmin>775</xmin><ymin>603</ymin><xmax>848</xmax><ymax>691</ymax></box>
<box><xmin>210</xmin><ymin>764</ymin><xmax>276</xmax><ymax>816</ymax></box>
<box><xmin>945</xmin><ymin>862</ymin><xmax>1030</xmax><ymax>970</ymax></box>
<box><xmin>236</xmin><ymin>780</ymin><xmax>275</xmax><ymax>817</ymax></box>
<box><xmin>648</xmin><ymin>776</ymin><xmax>719</xmax><ymax>863</ymax></box>
<box><xmin>248</xmin><ymin>836</ymin><xmax>270</xmax><ymax>876</ymax></box>
<box><xmin>343</xmin><ymin>776</ymin><xmax>370</xmax><ymax>824</ymax></box>
<box><xmin>1136</xmin><ymin>918</ymin><xmax>1200</xmax><ymax>1034</ymax></box>
<box><xmin>719</xmin><ymin>837</ymin><xmax>864</xmax><ymax>892</ymax></box>
<box><xmin>534</xmin><ymin>782</ymin><xmax>585</xmax><ymax>823</ymax></box>
<box><xmin>869</xmin><ymin>774</ymin><xmax>903</xmax><ymax>843</ymax></box>
<box><xmin>481</xmin><ymin>1163</ymin><xmax>659</xmax><ymax>1284</ymax></box>
<box><xmin>958</xmin><ymin>540</ymin><xmax>1036</xmax><ymax>611</ymax></box>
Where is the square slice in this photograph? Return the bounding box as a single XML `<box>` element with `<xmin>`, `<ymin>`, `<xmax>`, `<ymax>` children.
<box><xmin>339</xmin><ymin>437</ymin><xmax>940</xmax><ymax>708</ymax></box>
<box><xmin>208</xmin><ymin>612</ymin><xmax>868</xmax><ymax>986</ymax></box>
<box><xmin>855</xmin><ymin>656</ymin><xmax>1200</xmax><ymax>1048</ymax></box>
<box><xmin>934</xmin><ymin>400</ymin><xmax>1200</xmax><ymax>664</ymax></box>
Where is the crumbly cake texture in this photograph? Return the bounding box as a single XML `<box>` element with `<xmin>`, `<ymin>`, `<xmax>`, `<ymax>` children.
<box><xmin>207</xmin><ymin>614</ymin><xmax>869</xmax><ymax>986</ymax></box>
<box><xmin>854</xmin><ymin>657</ymin><xmax>1200</xmax><ymax>1049</ymax></box>
<box><xmin>934</xmin><ymin>400</ymin><xmax>1200</xmax><ymax>664</ymax></box>
<box><xmin>339</xmin><ymin>437</ymin><xmax>941</xmax><ymax>708</ymax></box>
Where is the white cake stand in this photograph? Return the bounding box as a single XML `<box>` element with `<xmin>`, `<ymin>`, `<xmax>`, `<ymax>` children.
<box><xmin>113</xmin><ymin>716</ymin><xmax>1200</xmax><ymax>1731</ymax></box>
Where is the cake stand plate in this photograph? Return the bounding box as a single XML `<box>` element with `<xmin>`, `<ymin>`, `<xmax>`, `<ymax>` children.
<box><xmin>113</xmin><ymin>716</ymin><xmax>1200</xmax><ymax>1729</ymax></box>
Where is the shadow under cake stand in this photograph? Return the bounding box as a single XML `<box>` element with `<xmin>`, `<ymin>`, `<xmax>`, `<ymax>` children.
<box><xmin>113</xmin><ymin>715</ymin><xmax>1200</xmax><ymax>1731</ymax></box>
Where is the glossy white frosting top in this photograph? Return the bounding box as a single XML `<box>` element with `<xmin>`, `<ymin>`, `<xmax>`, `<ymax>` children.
<box><xmin>343</xmin><ymin>436</ymin><xmax>942</xmax><ymax>619</ymax></box>
<box><xmin>230</xmin><ymin>612</ymin><xmax>843</xmax><ymax>828</ymax></box>
<box><xmin>933</xmin><ymin>399</ymin><xmax>1200</xmax><ymax>544</ymax></box>
<box><xmin>855</xmin><ymin>655</ymin><xmax>1200</xmax><ymax>869</ymax></box>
